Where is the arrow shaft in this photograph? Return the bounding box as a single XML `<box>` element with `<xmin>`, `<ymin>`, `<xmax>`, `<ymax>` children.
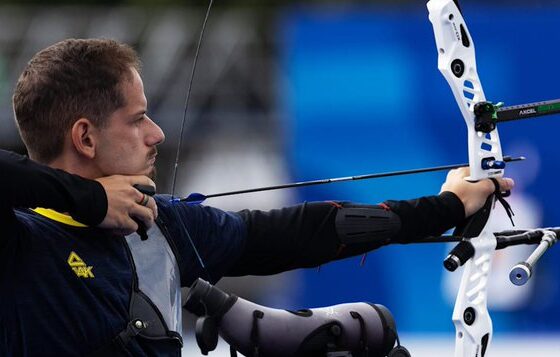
<box><xmin>182</xmin><ymin>155</ymin><xmax>524</xmax><ymax>202</ymax></box>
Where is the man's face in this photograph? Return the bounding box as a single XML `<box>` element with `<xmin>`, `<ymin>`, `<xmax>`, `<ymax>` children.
<box><xmin>93</xmin><ymin>68</ymin><xmax>164</xmax><ymax>179</ymax></box>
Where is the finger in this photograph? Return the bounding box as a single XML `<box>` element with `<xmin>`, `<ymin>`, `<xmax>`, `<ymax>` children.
<box><xmin>132</xmin><ymin>188</ymin><xmax>146</xmax><ymax>206</ymax></box>
<box><xmin>496</xmin><ymin>177</ymin><xmax>515</xmax><ymax>192</ymax></box>
<box><xmin>116</xmin><ymin>217</ymin><xmax>140</xmax><ymax>236</ymax></box>
<box><xmin>458</xmin><ymin>166</ymin><xmax>470</xmax><ymax>175</ymax></box>
<box><xmin>451</xmin><ymin>167</ymin><xmax>469</xmax><ymax>178</ymax></box>
<box><xmin>446</xmin><ymin>167</ymin><xmax>467</xmax><ymax>180</ymax></box>
<box><xmin>129</xmin><ymin>175</ymin><xmax>156</xmax><ymax>191</ymax></box>
<box><xmin>144</xmin><ymin>196</ymin><xmax>158</xmax><ymax>220</ymax></box>
<box><xmin>134</xmin><ymin>185</ymin><xmax>156</xmax><ymax>198</ymax></box>
<box><xmin>479</xmin><ymin>178</ymin><xmax>497</xmax><ymax>195</ymax></box>
<box><xmin>129</xmin><ymin>204</ymin><xmax>155</xmax><ymax>229</ymax></box>
<box><xmin>138</xmin><ymin>193</ymin><xmax>150</xmax><ymax>206</ymax></box>
<box><xmin>479</xmin><ymin>177</ymin><xmax>514</xmax><ymax>196</ymax></box>
<box><xmin>446</xmin><ymin>169</ymin><xmax>455</xmax><ymax>179</ymax></box>
<box><xmin>134</xmin><ymin>193</ymin><xmax>156</xmax><ymax>220</ymax></box>
<box><xmin>132</xmin><ymin>185</ymin><xmax>154</xmax><ymax>206</ymax></box>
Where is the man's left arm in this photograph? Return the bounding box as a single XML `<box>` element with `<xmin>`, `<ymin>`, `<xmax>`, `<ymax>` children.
<box><xmin>166</xmin><ymin>169</ymin><xmax>513</xmax><ymax>284</ymax></box>
<box><xmin>226</xmin><ymin>168</ymin><xmax>514</xmax><ymax>277</ymax></box>
<box><xmin>226</xmin><ymin>192</ymin><xmax>463</xmax><ymax>276</ymax></box>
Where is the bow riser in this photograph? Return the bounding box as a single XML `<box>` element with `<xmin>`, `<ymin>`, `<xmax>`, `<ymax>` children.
<box><xmin>428</xmin><ymin>0</ymin><xmax>503</xmax><ymax>182</ymax></box>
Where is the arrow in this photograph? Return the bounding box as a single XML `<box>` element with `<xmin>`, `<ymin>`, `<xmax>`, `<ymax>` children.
<box><xmin>176</xmin><ymin>155</ymin><xmax>525</xmax><ymax>205</ymax></box>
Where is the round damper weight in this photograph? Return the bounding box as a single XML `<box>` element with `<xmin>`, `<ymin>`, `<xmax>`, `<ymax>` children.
<box><xmin>464</xmin><ymin>307</ymin><xmax>476</xmax><ymax>326</ymax></box>
<box><xmin>451</xmin><ymin>59</ymin><xmax>465</xmax><ymax>77</ymax></box>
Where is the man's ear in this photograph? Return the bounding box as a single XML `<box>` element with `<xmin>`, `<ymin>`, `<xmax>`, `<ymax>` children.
<box><xmin>71</xmin><ymin>118</ymin><xmax>98</xmax><ymax>159</ymax></box>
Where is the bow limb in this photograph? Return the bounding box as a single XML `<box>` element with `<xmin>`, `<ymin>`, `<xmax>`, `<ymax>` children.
<box><xmin>428</xmin><ymin>1</ymin><xmax>503</xmax><ymax>356</ymax></box>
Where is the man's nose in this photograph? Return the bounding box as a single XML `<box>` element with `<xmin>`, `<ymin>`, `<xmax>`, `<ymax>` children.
<box><xmin>146</xmin><ymin>117</ymin><xmax>165</xmax><ymax>145</ymax></box>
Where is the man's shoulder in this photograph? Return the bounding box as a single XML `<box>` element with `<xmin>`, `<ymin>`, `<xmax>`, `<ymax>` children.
<box><xmin>154</xmin><ymin>194</ymin><xmax>220</xmax><ymax>214</ymax></box>
<box><xmin>6</xmin><ymin>208</ymin><xmax>111</xmax><ymax>251</ymax></box>
<box><xmin>12</xmin><ymin>208</ymin><xmax>97</xmax><ymax>235</ymax></box>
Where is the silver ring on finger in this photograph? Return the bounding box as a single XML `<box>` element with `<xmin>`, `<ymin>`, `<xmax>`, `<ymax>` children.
<box><xmin>140</xmin><ymin>193</ymin><xmax>150</xmax><ymax>207</ymax></box>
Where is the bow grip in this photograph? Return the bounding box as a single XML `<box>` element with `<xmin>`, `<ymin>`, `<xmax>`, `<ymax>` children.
<box><xmin>444</xmin><ymin>195</ymin><xmax>494</xmax><ymax>271</ymax></box>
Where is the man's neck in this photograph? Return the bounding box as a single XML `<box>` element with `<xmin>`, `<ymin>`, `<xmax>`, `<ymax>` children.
<box><xmin>48</xmin><ymin>154</ymin><xmax>100</xmax><ymax>180</ymax></box>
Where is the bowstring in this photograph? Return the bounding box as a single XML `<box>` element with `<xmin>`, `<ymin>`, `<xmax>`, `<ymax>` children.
<box><xmin>169</xmin><ymin>0</ymin><xmax>215</xmax><ymax>281</ymax></box>
<box><xmin>171</xmin><ymin>0</ymin><xmax>215</xmax><ymax>199</ymax></box>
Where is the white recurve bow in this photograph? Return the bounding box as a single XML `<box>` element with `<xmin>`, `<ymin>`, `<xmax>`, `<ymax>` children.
<box><xmin>428</xmin><ymin>1</ymin><xmax>504</xmax><ymax>356</ymax></box>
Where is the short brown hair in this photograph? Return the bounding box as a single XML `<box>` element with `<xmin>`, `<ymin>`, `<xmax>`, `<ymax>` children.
<box><xmin>13</xmin><ymin>38</ymin><xmax>141</xmax><ymax>163</ymax></box>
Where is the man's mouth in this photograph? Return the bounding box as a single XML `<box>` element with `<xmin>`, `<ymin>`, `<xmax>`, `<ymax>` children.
<box><xmin>147</xmin><ymin>150</ymin><xmax>158</xmax><ymax>165</ymax></box>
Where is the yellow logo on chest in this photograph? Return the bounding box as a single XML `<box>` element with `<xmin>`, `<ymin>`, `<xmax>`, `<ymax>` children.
<box><xmin>67</xmin><ymin>251</ymin><xmax>95</xmax><ymax>278</ymax></box>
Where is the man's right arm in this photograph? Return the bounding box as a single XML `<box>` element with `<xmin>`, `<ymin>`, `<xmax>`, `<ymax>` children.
<box><xmin>0</xmin><ymin>149</ymin><xmax>156</xmax><ymax>234</ymax></box>
<box><xmin>0</xmin><ymin>149</ymin><xmax>107</xmax><ymax>225</ymax></box>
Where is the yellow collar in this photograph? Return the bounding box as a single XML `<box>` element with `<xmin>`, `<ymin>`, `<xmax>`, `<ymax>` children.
<box><xmin>31</xmin><ymin>208</ymin><xmax>88</xmax><ymax>228</ymax></box>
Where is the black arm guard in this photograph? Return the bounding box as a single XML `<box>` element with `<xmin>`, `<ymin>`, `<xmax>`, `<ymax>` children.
<box><xmin>335</xmin><ymin>204</ymin><xmax>401</xmax><ymax>247</ymax></box>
